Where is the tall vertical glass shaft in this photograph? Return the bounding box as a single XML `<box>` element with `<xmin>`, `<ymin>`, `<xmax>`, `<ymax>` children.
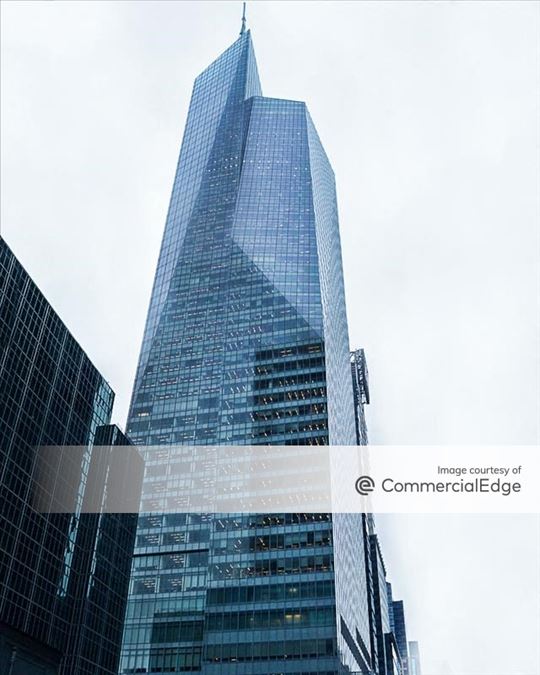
<box><xmin>120</xmin><ymin>31</ymin><xmax>370</xmax><ymax>674</ymax></box>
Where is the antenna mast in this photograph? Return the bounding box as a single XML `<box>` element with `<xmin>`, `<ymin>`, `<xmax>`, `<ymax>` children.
<box><xmin>240</xmin><ymin>2</ymin><xmax>247</xmax><ymax>35</ymax></box>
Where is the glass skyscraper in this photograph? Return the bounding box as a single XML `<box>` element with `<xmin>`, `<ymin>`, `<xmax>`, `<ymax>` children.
<box><xmin>121</xmin><ymin>27</ymin><xmax>373</xmax><ymax>674</ymax></box>
<box><xmin>0</xmin><ymin>238</ymin><xmax>142</xmax><ymax>675</ymax></box>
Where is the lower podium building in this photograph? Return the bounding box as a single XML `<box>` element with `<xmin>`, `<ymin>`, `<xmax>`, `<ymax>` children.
<box><xmin>0</xmin><ymin>238</ymin><xmax>143</xmax><ymax>675</ymax></box>
<box><xmin>408</xmin><ymin>642</ymin><xmax>422</xmax><ymax>675</ymax></box>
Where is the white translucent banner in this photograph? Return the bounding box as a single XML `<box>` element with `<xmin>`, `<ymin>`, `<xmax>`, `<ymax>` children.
<box><xmin>33</xmin><ymin>445</ymin><xmax>540</xmax><ymax>514</ymax></box>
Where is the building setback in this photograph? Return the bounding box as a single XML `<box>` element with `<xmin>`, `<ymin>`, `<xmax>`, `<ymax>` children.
<box><xmin>0</xmin><ymin>238</ymin><xmax>142</xmax><ymax>675</ymax></box>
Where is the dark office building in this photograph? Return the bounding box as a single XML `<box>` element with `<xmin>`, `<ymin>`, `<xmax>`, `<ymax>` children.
<box><xmin>384</xmin><ymin>633</ymin><xmax>404</xmax><ymax>675</ymax></box>
<box><xmin>120</xmin><ymin>19</ymin><xmax>373</xmax><ymax>675</ymax></box>
<box><xmin>387</xmin><ymin>583</ymin><xmax>412</xmax><ymax>675</ymax></box>
<box><xmin>360</xmin><ymin>514</ymin><xmax>378</xmax><ymax>673</ymax></box>
<box><xmin>370</xmin><ymin>535</ymin><xmax>392</xmax><ymax>675</ymax></box>
<box><xmin>0</xmin><ymin>238</ymin><xmax>142</xmax><ymax>675</ymax></box>
<box><xmin>351</xmin><ymin>348</ymin><xmax>370</xmax><ymax>445</ymax></box>
<box><xmin>391</xmin><ymin>601</ymin><xmax>409</xmax><ymax>675</ymax></box>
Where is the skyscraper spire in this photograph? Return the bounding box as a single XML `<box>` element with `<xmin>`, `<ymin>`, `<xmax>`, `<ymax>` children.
<box><xmin>240</xmin><ymin>1</ymin><xmax>246</xmax><ymax>35</ymax></box>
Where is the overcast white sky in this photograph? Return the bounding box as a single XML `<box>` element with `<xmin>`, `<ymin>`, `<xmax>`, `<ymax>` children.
<box><xmin>1</xmin><ymin>2</ymin><xmax>539</xmax><ymax>674</ymax></box>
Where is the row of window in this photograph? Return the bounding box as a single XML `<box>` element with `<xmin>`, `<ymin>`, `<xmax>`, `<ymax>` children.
<box><xmin>207</xmin><ymin>579</ymin><xmax>335</xmax><ymax>605</ymax></box>
<box><xmin>212</xmin><ymin>529</ymin><xmax>332</xmax><ymax>554</ymax></box>
<box><xmin>125</xmin><ymin>595</ymin><xmax>205</xmax><ymax>620</ymax></box>
<box><xmin>211</xmin><ymin>554</ymin><xmax>333</xmax><ymax>580</ymax></box>
<box><xmin>206</xmin><ymin>606</ymin><xmax>335</xmax><ymax>631</ymax></box>
<box><xmin>205</xmin><ymin>637</ymin><xmax>336</xmax><ymax>662</ymax></box>
<box><xmin>214</xmin><ymin>513</ymin><xmax>332</xmax><ymax>530</ymax></box>
<box><xmin>131</xmin><ymin>572</ymin><xmax>207</xmax><ymax>595</ymax></box>
<box><xmin>133</xmin><ymin>551</ymin><xmax>208</xmax><ymax>571</ymax></box>
<box><xmin>136</xmin><ymin>530</ymin><xmax>209</xmax><ymax>548</ymax></box>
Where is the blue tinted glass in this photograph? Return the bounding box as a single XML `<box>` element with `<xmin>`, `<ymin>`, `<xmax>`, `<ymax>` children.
<box><xmin>121</xmin><ymin>31</ymin><xmax>369</xmax><ymax>675</ymax></box>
